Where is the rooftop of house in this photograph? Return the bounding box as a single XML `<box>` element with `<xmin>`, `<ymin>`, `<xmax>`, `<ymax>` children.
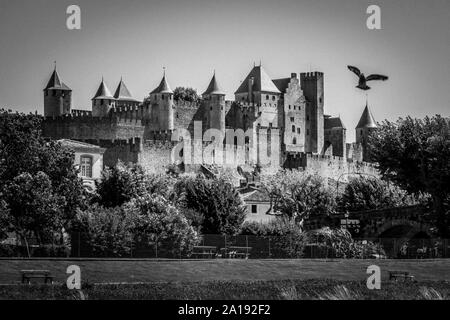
<box><xmin>58</xmin><ymin>139</ymin><xmax>106</xmax><ymax>154</ymax></box>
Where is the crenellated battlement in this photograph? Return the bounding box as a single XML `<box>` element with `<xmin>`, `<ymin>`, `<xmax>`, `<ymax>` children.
<box><xmin>71</xmin><ymin>109</ymin><xmax>93</xmax><ymax>117</ymax></box>
<box><xmin>235</xmin><ymin>102</ymin><xmax>261</xmax><ymax>108</ymax></box>
<box><xmin>143</xmin><ymin>139</ymin><xmax>176</xmax><ymax>149</ymax></box>
<box><xmin>44</xmin><ymin>110</ymin><xmax>143</xmax><ymax>126</ymax></box>
<box><xmin>300</xmin><ymin>71</ymin><xmax>324</xmax><ymax>79</ymax></box>
<box><xmin>305</xmin><ymin>153</ymin><xmax>376</xmax><ymax>167</ymax></box>
<box><xmin>174</xmin><ymin>100</ymin><xmax>201</xmax><ymax>109</ymax></box>
<box><xmin>111</xmin><ymin>104</ymin><xmax>142</xmax><ymax>113</ymax></box>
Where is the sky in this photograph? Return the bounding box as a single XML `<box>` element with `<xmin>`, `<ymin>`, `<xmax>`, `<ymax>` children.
<box><xmin>0</xmin><ymin>0</ymin><xmax>449</xmax><ymax>141</ymax></box>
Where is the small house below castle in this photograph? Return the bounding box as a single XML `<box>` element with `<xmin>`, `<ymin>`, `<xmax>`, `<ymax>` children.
<box><xmin>240</xmin><ymin>186</ymin><xmax>275</xmax><ymax>224</ymax></box>
<box><xmin>59</xmin><ymin>139</ymin><xmax>106</xmax><ymax>191</ymax></box>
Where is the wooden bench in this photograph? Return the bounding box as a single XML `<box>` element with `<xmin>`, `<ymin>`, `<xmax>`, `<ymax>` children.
<box><xmin>389</xmin><ymin>270</ymin><xmax>415</xmax><ymax>282</ymax></box>
<box><xmin>21</xmin><ymin>270</ymin><xmax>54</xmax><ymax>284</ymax></box>
<box><xmin>191</xmin><ymin>246</ymin><xmax>218</xmax><ymax>259</ymax></box>
<box><xmin>222</xmin><ymin>246</ymin><xmax>252</xmax><ymax>259</ymax></box>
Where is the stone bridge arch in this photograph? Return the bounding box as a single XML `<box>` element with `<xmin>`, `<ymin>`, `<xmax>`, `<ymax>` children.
<box><xmin>374</xmin><ymin>219</ymin><xmax>433</xmax><ymax>239</ymax></box>
<box><xmin>365</xmin><ymin>219</ymin><xmax>434</xmax><ymax>258</ymax></box>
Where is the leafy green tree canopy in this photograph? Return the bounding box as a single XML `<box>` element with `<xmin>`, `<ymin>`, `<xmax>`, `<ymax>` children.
<box><xmin>175</xmin><ymin>175</ymin><xmax>246</xmax><ymax>235</ymax></box>
<box><xmin>338</xmin><ymin>176</ymin><xmax>420</xmax><ymax>212</ymax></box>
<box><xmin>0</xmin><ymin>109</ymin><xmax>86</xmax><ymax>252</ymax></box>
<box><xmin>369</xmin><ymin>115</ymin><xmax>450</xmax><ymax>236</ymax></box>
<box><xmin>95</xmin><ymin>161</ymin><xmax>175</xmax><ymax>207</ymax></box>
<box><xmin>173</xmin><ymin>87</ymin><xmax>200</xmax><ymax>103</ymax></box>
<box><xmin>261</xmin><ymin>170</ymin><xmax>337</xmax><ymax>224</ymax></box>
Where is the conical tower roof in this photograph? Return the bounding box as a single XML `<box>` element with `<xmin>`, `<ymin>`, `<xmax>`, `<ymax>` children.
<box><xmin>44</xmin><ymin>68</ymin><xmax>71</xmax><ymax>91</ymax></box>
<box><xmin>150</xmin><ymin>73</ymin><xmax>173</xmax><ymax>94</ymax></box>
<box><xmin>356</xmin><ymin>104</ymin><xmax>377</xmax><ymax>129</ymax></box>
<box><xmin>114</xmin><ymin>78</ymin><xmax>140</xmax><ymax>102</ymax></box>
<box><xmin>235</xmin><ymin>65</ymin><xmax>281</xmax><ymax>94</ymax></box>
<box><xmin>202</xmin><ymin>73</ymin><xmax>225</xmax><ymax>95</ymax></box>
<box><xmin>92</xmin><ymin>78</ymin><xmax>114</xmax><ymax>100</ymax></box>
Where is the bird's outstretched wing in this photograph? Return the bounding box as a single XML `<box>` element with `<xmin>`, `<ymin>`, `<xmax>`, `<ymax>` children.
<box><xmin>366</xmin><ymin>74</ymin><xmax>388</xmax><ymax>82</ymax></box>
<box><xmin>347</xmin><ymin>65</ymin><xmax>361</xmax><ymax>76</ymax></box>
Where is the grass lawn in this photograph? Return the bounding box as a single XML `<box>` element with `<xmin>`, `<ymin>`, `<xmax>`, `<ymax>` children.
<box><xmin>0</xmin><ymin>258</ymin><xmax>449</xmax><ymax>284</ymax></box>
<box><xmin>0</xmin><ymin>280</ymin><xmax>449</xmax><ymax>300</ymax></box>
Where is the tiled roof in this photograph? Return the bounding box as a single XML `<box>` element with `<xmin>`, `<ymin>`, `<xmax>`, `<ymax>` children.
<box><xmin>325</xmin><ymin>117</ymin><xmax>346</xmax><ymax>130</ymax></box>
<box><xmin>241</xmin><ymin>187</ymin><xmax>270</xmax><ymax>203</ymax></box>
<box><xmin>202</xmin><ymin>73</ymin><xmax>225</xmax><ymax>95</ymax></box>
<box><xmin>58</xmin><ymin>139</ymin><xmax>106</xmax><ymax>154</ymax></box>
<box><xmin>114</xmin><ymin>79</ymin><xmax>140</xmax><ymax>102</ymax></box>
<box><xmin>92</xmin><ymin>79</ymin><xmax>114</xmax><ymax>100</ymax></box>
<box><xmin>356</xmin><ymin>105</ymin><xmax>377</xmax><ymax>129</ymax></box>
<box><xmin>235</xmin><ymin>65</ymin><xmax>281</xmax><ymax>94</ymax></box>
<box><xmin>272</xmin><ymin>78</ymin><xmax>290</xmax><ymax>94</ymax></box>
<box><xmin>44</xmin><ymin>69</ymin><xmax>71</xmax><ymax>91</ymax></box>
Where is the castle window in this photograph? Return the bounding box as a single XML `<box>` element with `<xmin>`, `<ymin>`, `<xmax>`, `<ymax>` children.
<box><xmin>266</xmin><ymin>95</ymin><xmax>269</xmax><ymax>100</ymax></box>
<box><xmin>251</xmin><ymin>205</ymin><xmax>257</xmax><ymax>214</ymax></box>
<box><xmin>162</xmin><ymin>95</ymin><xmax>165</xmax><ymax>100</ymax></box>
<box><xmin>293</xmin><ymin>138</ymin><xmax>297</xmax><ymax>145</ymax></box>
<box><xmin>272</xmin><ymin>96</ymin><xmax>276</xmax><ymax>101</ymax></box>
<box><xmin>289</xmin><ymin>105</ymin><xmax>291</xmax><ymax>109</ymax></box>
<box><xmin>290</xmin><ymin>117</ymin><xmax>294</xmax><ymax>122</ymax></box>
<box><xmin>269</xmin><ymin>122</ymin><xmax>273</xmax><ymax>128</ymax></box>
<box><xmin>294</xmin><ymin>106</ymin><xmax>296</xmax><ymax>110</ymax></box>
<box><xmin>307</xmin><ymin>115</ymin><xmax>310</xmax><ymax>121</ymax></box>
<box><xmin>297</xmin><ymin>128</ymin><xmax>301</xmax><ymax>134</ymax></box>
<box><xmin>80</xmin><ymin>156</ymin><xmax>93</xmax><ymax>178</ymax></box>
<box><xmin>292</xmin><ymin>125</ymin><xmax>295</xmax><ymax>133</ymax></box>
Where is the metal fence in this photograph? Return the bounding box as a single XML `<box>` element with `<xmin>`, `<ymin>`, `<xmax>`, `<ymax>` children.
<box><xmin>1</xmin><ymin>233</ymin><xmax>449</xmax><ymax>259</ymax></box>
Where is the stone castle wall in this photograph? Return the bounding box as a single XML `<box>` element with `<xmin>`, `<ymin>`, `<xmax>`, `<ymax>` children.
<box><xmin>43</xmin><ymin>114</ymin><xmax>144</xmax><ymax>141</ymax></box>
<box><xmin>303</xmin><ymin>154</ymin><xmax>378</xmax><ymax>182</ymax></box>
<box><xmin>42</xmin><ymin>102</ymin><xmax>377</xmax><ymax>179</ymax></box>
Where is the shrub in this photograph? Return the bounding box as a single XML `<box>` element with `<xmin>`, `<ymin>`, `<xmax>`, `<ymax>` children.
<box><xmin>240</xmin><ymin>218</ymin><xmax>306</xmax><ymax>258</ymax></box>
<box><xmin>300</xmin><ymin>227</ymin><xmax>382</xmax><ymax>259</ymax></box>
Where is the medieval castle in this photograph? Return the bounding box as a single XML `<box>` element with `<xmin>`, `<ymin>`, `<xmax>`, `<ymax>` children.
<box><xmin>41</xmin><ymin>64</ymin><xmax>379</xmax><ymax>181</ymax></box>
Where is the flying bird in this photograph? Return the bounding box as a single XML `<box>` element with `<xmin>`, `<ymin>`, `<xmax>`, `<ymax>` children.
<box><xmin>347</xmin><ymin>66</ymin><xmax>388</xmax><ymax>91</ymax></box>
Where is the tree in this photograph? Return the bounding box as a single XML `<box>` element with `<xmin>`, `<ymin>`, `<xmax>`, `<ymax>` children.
<box><xmin>261</xmin><ymin>170</ymin><xmax>336</xmax><ymax>225</ymax></box>
<box><xmin>75</xmin><ymin>204</ymin><xmax>136</xmax><ymax>257</ymax></box>
<box><xmin>338</xmin><ymin>176</ymin><xmax>419</xmax><ymax>212</ymax></box>
<box><xmin>369</xmin><ymin>115</ymin><xmax>450</xmax><ymax>236</ymax></box>
<box><xmin>125</xmin><ymin>194</ymin><xmax>199</xmax><ymax>256</ymax></box>
<box><xmin>0</xmin><ymin>110</ymin><xmax>87</xmax><ymax>252</ymax></box>
<box><xmin>95</xmin><ymin>161</ymin><xmax>175</xmax><ymax>207</ymax></box>
<box><xmin>0</xmin><ymin>200</ymin><xmax>10</xmax><ymax>241</ymax></box>
<box><xmin>173</xmin><ymin>87</ymin><xmax>200</xmax><ymax>103</ymax></box>
<box><xmin>1</xmin><ymin>172</ymin><xmax>63</xmax><ymax>256</ymax></box>
<box><xmin>175</xmin><ymin>175</ymin><xmax>246</xmax><ymax>235</ymax></box>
